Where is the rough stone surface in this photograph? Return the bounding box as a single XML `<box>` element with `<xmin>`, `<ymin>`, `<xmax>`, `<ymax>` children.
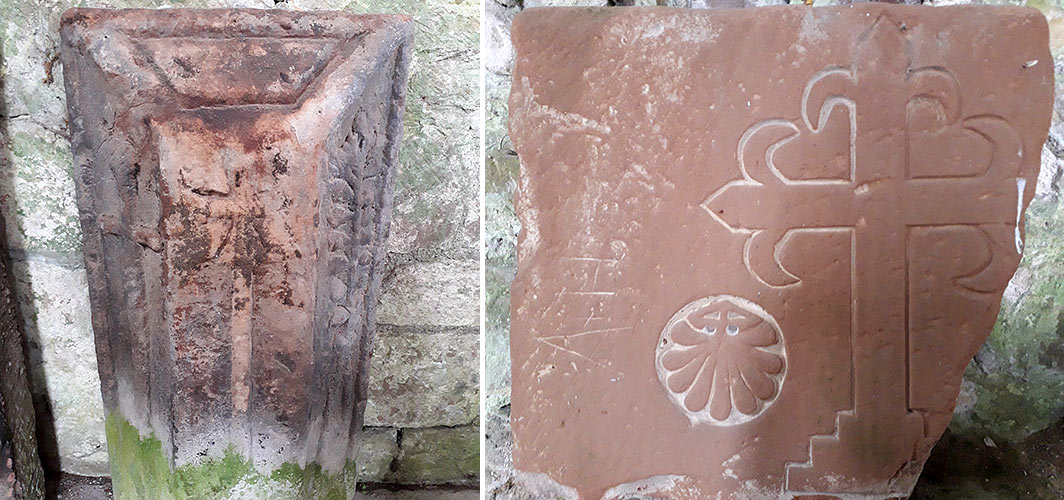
<box><xmin>948</xmin><ymin>134</ymin><xmax>1064</xmax><ymax>443</ymax></box>
<box><xmin>0</xmin><ymin>114</ymin><xmax>105</xmax><ymax>474</ymax></box>
<box><xmin>358</xmin><ymin>489</ymin><xmax>479</xmax><ymax>500</ymax></box>
<box><xmin>51</xmin><ymin>474</ymin><xmax>113</xmax><ymax>500</ymax></box>
<box><xmin>1</xmin><ymin>0</ymin><xmax>479</xmax><ymax>487</ymax></box>
<box><xmin>354</xmin><ymin>427</ymin><xmax>399</xmax><ymax>483</ymax></box>
<box><xmin>484</xmin><ymin>0</ymin><xmax>521</xmax><ymax>416</ymax></box>
<box><xmin>392</xmin><ymin>426</ymin><xmax>479</xmax><ymax>485</ymax></box>
<box><xmin>484</xmin><ymin>182</ymin><xmax>517</xmax><ymax>416</ymax></box>
<box><xmin>525</xmin><ymin>0</ymin><xmax>607</xmax><ymax>6</ymax></box>
<box><xmin>0</xmin><ymin>242</ymin><xmax>44</xmax><ymax>499</ymax></box>
<box><xmin>486</xmin><ymin>2</ymin><xmax>1064</xmax><ymax>499</ymax></box>
<box><xmin>377</xmin><ymin>260</ymin><xmax>479</xmax><ymax>327</ymax></box>
<box><xmin>46</xmin><ymin>472</ymin><xmax>481</xmax><ymax>500</ymax></box>
<box><xmin>378</xmin><ymin>0</ymin><xmax>480</xmax><ymax>259</ymax></box>
<box><xmin>508</xmin><ymin>5</ymin><xmax>1051</xmax><ymax>499</ymax></box>
<box><xmin>60</xmin><ymin>7</ymin><xmax>412</xmax><ymax>498</ymax></box>
<box><xmin>365</xmin><ymin>329</ymin><xmax>479</xmax><ymax>428</ymax></box>
<box><xmin>1</xmin><ymin>437</ymin><xmax>11</xmax><ymax>499</ymax></box>
<box><xmin>9</xmin><ymin>256</ymin><xmax>105</xmax><ymax>476</ymax></box>
<box><xmin>485</xmin><ymin>408</ymin><xmax>519</xmax><ymax>499</ymax></box>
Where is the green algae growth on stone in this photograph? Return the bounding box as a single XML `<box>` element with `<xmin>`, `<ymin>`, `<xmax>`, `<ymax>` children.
<box><xmin>59</xmin><ymin>8</ymin><xmax>412</xmax><ymax>499</ymax></box>
<box><xmin>105</xmin><ymin>414</ymin><xmax>358</xmax><ymax>500</ymax></box>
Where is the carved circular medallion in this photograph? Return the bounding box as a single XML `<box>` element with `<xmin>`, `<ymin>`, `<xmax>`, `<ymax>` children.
<box><xmin>655</xmin><ymin>295</ymin><xmax>786</xmax><ymax>426</ymax></box>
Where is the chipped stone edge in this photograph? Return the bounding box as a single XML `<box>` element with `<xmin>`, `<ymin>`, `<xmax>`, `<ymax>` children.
<box><xmin>513</xmin><ymin>470</ymin><xmax>579</xmax><ymax>500</ymax></box>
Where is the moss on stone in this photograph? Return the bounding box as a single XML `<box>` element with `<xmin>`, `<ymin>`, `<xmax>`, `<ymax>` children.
<box><xmin>346</xmin><ymin>0</ymin><xmax>481</xmax><ymax>255</ymax></box>
<box><xmin>172</xmin><ymin>447</ymin><xmax>254</xmax><ymax>500</ymax></box>
<box><xmin>105</xmin><ymin>413</ymin><xmax>177</xmax><ymax>500</ymax></box>
<box><xmin>485</xmin><ymin>153</ymin><xmax>520</xmax><ymax>196</ymax></box>
<box><xmin>105</xmin><ymin>413</ymin><xmax>358</xmax><ymax>500</ymax></box>
<box><xmin>393</xmin><ymin>426</ymin><xmax>478</xmax><ymax>484</ymax></box>
<box><xmin>6</xmin><ymin>124</ymin><xmax>83</xmax><ymax>254</ymax></box>
<box><xmin>6</xmin><ymin>0</ymin><xmax>481</xmax><ymax>483</ymax></box>
<box><xmin>950</xmin><ymin>196</ymin><xmax>1064</xmax><ymax>442</ymax></box>
<box><xmin>269</xmin><ymin>461</ymin><xmax>357</xmax><ymax>500</ymax></box>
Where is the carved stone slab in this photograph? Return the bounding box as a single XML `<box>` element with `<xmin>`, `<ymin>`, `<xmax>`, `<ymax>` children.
<box><xmin>508</xmin><ymin>5</ymin><xmax>1052</xmax><ymax>499</ymax></box>
<box><xmin>60</xmin><ymin>8</ymin><xmax>411</xmax><ymax>498</ymax></box>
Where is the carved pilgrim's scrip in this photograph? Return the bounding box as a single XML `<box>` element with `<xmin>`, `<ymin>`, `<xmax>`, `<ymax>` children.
<box><xmin>61</xmin><ymin>8</ymin><xmax>411</xmax><ymax>498</ymax></box>
<box><xmin>509</xmin><ymin>5</ymin><xmax>1052</xmax><ymax>499</ymax></box>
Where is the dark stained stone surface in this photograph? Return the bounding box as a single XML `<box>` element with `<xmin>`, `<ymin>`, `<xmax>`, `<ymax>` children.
<box><xmin>59</xmin><ymin>8</ymin><xmax>411</xmax><ymax>498</ymax></box>
<box><xmin>44</xmin><ymin>472</ymin><xmax>480</xmax><ymax>500</ymax></box>
<box><xmin>508</xmin><ymin>5</ymin><xmax>1052</xmax><ymax>499</ymax></box>
<box><xmin>0</xmin><ymin>213</ymin><xmax>44</xmax><ymax>499</ymax></box>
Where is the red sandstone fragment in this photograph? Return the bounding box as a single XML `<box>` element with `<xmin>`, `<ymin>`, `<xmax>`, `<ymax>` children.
<box><xmin>60</xmin><ymin>8</ymin><xmax>411</xmax><ymax>496</ymax></box>
<box><xmin>509</xmin><ymin>5</ymin><xmax>1051</xmax><ymax>499</ymax></box>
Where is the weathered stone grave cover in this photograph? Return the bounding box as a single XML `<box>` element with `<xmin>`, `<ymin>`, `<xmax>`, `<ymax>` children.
<box><xmin>60</xmin><ymin>8</ymin><xmax>411</xmax><ymax>499</ymax></box>
<box><xmin>509</xmin><ymin>5</ymin><xmax>1052</xmax><ymax>499</ymax></box>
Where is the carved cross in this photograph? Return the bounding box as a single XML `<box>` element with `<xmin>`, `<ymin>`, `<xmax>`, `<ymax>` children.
<box><xmin>61</xmin><ymin>9</ymin><xmax>412</xmax><ymax>498</ymax></box>
<box><xmin>702</xmin><ymin>17</ymin><xmax>1028</xmax><ymax>489</ymax></box>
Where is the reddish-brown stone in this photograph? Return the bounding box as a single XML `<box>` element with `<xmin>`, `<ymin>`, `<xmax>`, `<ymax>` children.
<box><xmin>59</xmin><ymin>6</ymin><xmax>411</xmax><ymax>487</ymax></box>
<box><xmin>509</xmin><ymin>5</ymin><xmax>1051</xmax><ymax>499</ymax></box>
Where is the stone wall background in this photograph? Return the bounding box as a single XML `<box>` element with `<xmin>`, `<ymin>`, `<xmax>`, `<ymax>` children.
<box><xmin>485</xmin><ymin>0</ymin><xmax>1064</xmax><ymax>498</ymax></box>
<box><xmin>0</xmin><ymin>0</ymin><xmax>479</xmax><ymax>486</ymax></box>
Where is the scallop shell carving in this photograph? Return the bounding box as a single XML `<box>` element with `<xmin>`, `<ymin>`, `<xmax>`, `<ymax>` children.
<box><xmin>655</xmin><ymin>295</ymin><xmax>787</xmax><ymax>426</ymax></box>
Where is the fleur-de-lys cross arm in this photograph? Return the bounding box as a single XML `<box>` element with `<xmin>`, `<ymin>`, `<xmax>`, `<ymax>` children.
<box><xmin>702</xmin><ymin>17</ymin><xmax>1025</xmax><ymax>291</ymax></box>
